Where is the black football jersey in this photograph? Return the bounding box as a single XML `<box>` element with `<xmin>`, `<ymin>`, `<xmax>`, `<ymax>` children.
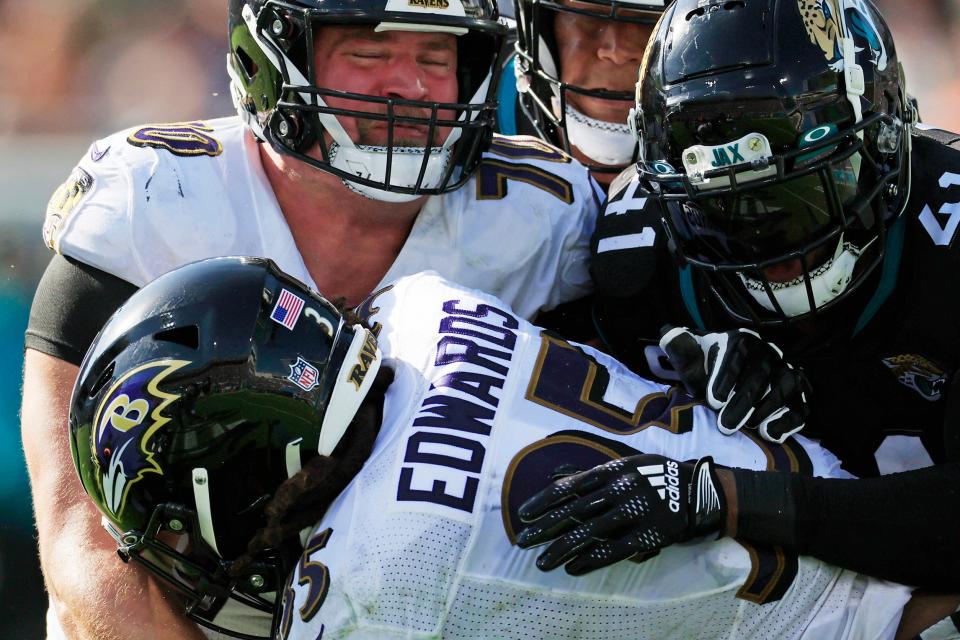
<box><xmin>591</xmin><ymin>126</ymin><xmax>960</xmax><ymax>477</ymax></box>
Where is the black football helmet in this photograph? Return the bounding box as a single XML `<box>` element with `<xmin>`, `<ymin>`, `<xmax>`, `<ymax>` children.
<box><xmin>634</xmin><ymin>0</ymin><xmax>914</xmax><ymax>325</ymax></box>
<box><xmin>68</xmin><ymin>257</ymin><xmax>382</xmax><ymax>639</ymax></box>
<box><xmin>227</xmin><ymin>0</ymin><xmax>506</xmax><ymax>202</ymax></box>
<box><xmin>513</xmin><ymin>0</ymin><xmax>667</xmax><ymax>175</ymax></box>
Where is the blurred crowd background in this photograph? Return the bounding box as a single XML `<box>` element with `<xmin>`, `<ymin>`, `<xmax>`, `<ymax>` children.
<box><xmin>1</xmin><ymin>0</ymin><xmax>958</xmax><ymax>637</ymax></box>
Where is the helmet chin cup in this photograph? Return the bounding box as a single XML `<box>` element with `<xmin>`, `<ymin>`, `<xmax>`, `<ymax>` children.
<box><xmin>739</xmin><ymin>237</ymin><xmax>866</xmax><ymax>318</ymax></box>
<box><xmin>555</xmin><ymin>98</ymin><xmax>636</xmax><ymax>167</ymax></box>
<box><xmin>330</xmin><ymin>142</ymin><xmax>454</xmax><ymax>203</ymax></box>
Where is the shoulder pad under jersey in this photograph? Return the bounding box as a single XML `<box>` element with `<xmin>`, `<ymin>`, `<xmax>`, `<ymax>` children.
<box><xmin>43</xmin><ymin>118</ymin><xmax>267</xmax><ymax>286</ymax></box>
<box><xmin>590</xmin><ymin>174</ymin><xmax>667</xmax><ymax>297</ymax></box>
<box><xmin>913</xmin><ymin>124</ymin><xmax>960</xmax><ymax>149</ymax></box>
<box><xmin>905</xmin><ymin>125</ymin><xmax>960</xmax><ymax>259</ymax></box>
<box><xmin>413</xmin><ymin>134</ymin><xmax>600</xmax><ymax>317</ymax></box>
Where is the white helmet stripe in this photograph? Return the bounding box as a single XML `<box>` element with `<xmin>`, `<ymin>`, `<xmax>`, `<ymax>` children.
<box><xmin>317</xmin><ymin>327</ymin><xmax>382</xmax><ymax>457</ymax></box>
<box><xmin>192</xmin><ymin>467</ymin><xmax>221</xmax><ymax>557</ymax></box>
<box><xmin>242</xmin><ymin>3</ymin><xmax>354</xmax><ymax>149</ymax></box>
<box><xmin>285</xmin><ymin>437</ymin><xmax>304</xmax><ymax>478</ymax></box>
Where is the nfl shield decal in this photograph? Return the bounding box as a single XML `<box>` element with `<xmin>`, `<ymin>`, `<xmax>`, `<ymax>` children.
<box><xmin>289</xmin><ymin>357</ymin><xmax>320</xmax><ymax>391</ymax></box>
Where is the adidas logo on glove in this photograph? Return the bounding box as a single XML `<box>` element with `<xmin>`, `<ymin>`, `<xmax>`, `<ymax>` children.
<box><xmin>637</xmin><ymin>460</ymin><xmax>681</xmax><ymax>513</ymax></box>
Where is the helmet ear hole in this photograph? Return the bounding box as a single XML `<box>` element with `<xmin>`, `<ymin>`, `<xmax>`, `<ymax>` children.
<box><xmin>154</xmin><ymin>325</ymin><xmax>200</xmax><ymax>350</ymax></box>
<box><xmin>234</xmin><ymin>46</ymin><xmax>259</xmax><ymax>82</ymax></box>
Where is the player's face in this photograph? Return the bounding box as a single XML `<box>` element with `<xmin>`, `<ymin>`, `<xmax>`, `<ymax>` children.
<box><xmin>312</xmin><ymin>26</ymin><xmax>459</xmax><ymax>148</ymax></box>
<box><xmin>553</xmin><ymin>1</ymin><xmax>652</xmax><ymax>124</ymax></box>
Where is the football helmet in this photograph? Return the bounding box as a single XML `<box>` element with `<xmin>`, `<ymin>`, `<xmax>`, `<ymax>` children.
<box><xmin>68</xmin><ymin>257</ymin><xmax>382</xmax><ymax>639</ymax></box>
<box><xmin>514</xmin><ymin>0</ymin><xmax>667</xmax><ymax>174</ymax></box>
<box><xmin>228</xmin><ymin>0</ymin><xmax>506</xmax><ymax>202</ymax></box>
<box><xmin>634</xmin><ymin>0</ymin><xmax>913</xmax><ymax>325</ymax></box>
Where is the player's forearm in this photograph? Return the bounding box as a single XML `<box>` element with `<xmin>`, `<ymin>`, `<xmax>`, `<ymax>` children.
<box><xmin>40</xmin><ymin>515</ymin><xmax>206</xmax><ymax>640</ymax></box>
<box><xmin>21</xmin><ymin>349</ymin><xmax>204</xmax><ymax>640</ymax></box>
<box><xmin>725</xmin><ymin>464</ymin><xmax>960</xmax><ymax>589</ymax></box>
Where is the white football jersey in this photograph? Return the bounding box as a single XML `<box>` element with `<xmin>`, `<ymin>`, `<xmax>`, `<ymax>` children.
<box><xmin>43</xmin><ymin>118</ymin><xmax>600</xmax><ymax>319</ymax></box>
<box><xmin>277</xmin><ymin>272</ymin><xmax>911</xmax><ymax>640</ymax></box>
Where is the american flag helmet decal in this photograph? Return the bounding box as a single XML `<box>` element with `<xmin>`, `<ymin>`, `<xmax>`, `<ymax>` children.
<box><xmin>270</xmin><ymin>288</ymin><xmax>305</xmax><ymax>330</ymax></box>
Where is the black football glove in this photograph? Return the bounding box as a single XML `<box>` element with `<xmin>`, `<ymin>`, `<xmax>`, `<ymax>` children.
<box><xmin>659</xmin><ymin>326</ymin><xmax>811</xmax><ymax>443</ymax></box>
<box><xmin>515</xmin><ymin>455</ymin><xmax>726</xmax><ymax>576</ymax></box>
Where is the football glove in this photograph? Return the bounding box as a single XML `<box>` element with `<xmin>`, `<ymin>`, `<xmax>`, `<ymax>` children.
<box><xmin>515</xmin><ymin>455</ymin><xmax>726</xmax><ymax>576</ymax></box>
<box><xmin>659</xmin><ymin>326</ymin><xmax>811</xmax><ymax>443</ymax></box>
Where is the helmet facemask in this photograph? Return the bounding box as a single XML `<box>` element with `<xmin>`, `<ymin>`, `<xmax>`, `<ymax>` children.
<box><xmin>228</xmin><ymin>0</ymin><xmax>505</xmax><ymax>202</ymax></box>
<box><xmin>102</xmin><ymin>504</ymin><xmax>284</xmax><ymax>640</ymax></box>
<box><xmin>644</xmin><ymin>111</ymin><xmax>909</xmax><ymax>325</ymax></box>
<box><xmin>514</xmin><ymin>0</ymin><xmax>666</xmax><ymax>175</ymax></box>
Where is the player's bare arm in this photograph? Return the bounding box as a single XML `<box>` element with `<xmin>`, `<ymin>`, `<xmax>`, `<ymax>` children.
<box><xmin>21</xmin><ymin>350</ymin><xmax>205</xmax><ymax>640</ymax></box>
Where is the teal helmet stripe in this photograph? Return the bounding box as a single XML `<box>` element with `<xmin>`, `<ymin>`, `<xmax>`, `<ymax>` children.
<box><xmin>853</xmin><ymin>212</ymin><xmax>906</xmax><ymax>335</ymax></box>
<box><xmin>497</xmin><ymin>54</ymin><xmax>520</xmax><ymax>136</ymax></box>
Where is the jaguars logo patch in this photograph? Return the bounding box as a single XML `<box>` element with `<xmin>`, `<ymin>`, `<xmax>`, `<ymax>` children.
<box><xmin>881</xmin><ymin>354</ymin><xmax>947</xmax><ymax>402</ymax></box>
<box><xmin>798</xmin><ymin>0</ymin><xmax>845</xmax><ymax>70</ymax></box>
<box><xmin>43</xmin><ymin>166</ymin><xmax>94</xmax><ymax>250</ymax></box>
<box><xmin>93</xmin><ymin>359</ymin><xmax>190</xmax><ymax>519</ymax></box>
<box><xmin>127</xmin><ymin>121</ymin><xmax>223</xmax><ymax>157</ymax></box>
<box><xmin>797</xmin><ymin>0</ymin><xmax>888</xmax><ymax>72</ymax></box>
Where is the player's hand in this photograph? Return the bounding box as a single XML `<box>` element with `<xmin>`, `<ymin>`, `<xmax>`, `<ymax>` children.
<box><xmin>515</xmin><ymin>455</ymin><xmax>725</xmax><ymax>576</ymax></box>
<box><xmin>658</xmin><ymin>326</ymin><xmax>811</xmax><ymax>443</ymax></box>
